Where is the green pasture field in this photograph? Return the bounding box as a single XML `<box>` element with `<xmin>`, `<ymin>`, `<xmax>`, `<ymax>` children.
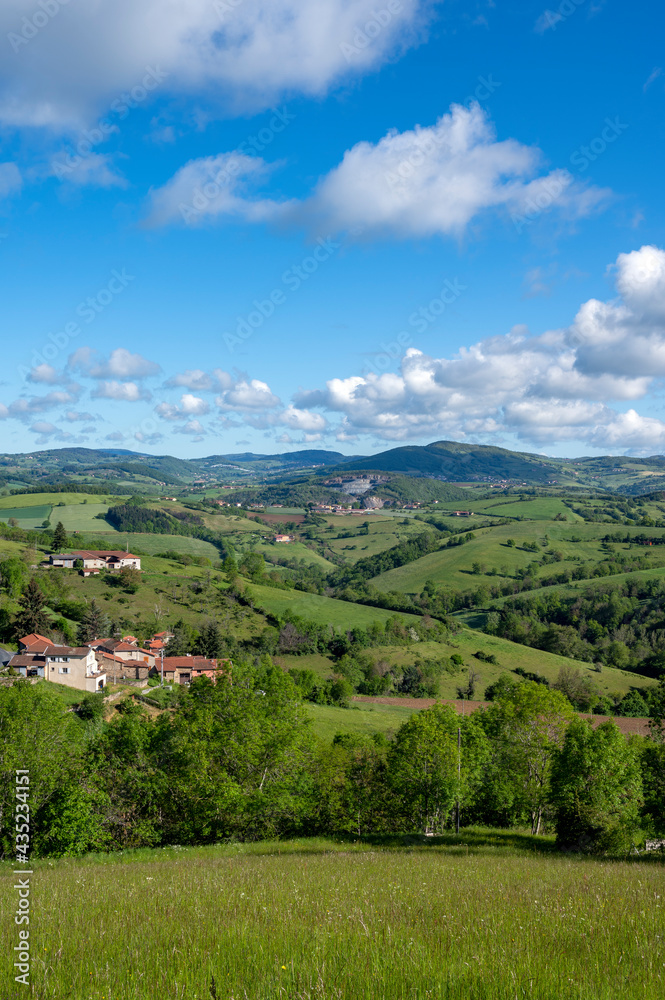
<box><xmin>110</xmin><ymin>533</ymin><xmax>222</xmax><ymax>560</ymax></box>
<box><xmin>273</xmin><ymin>652</ymin><xmax>336</xmax><ymax>677</ymax></box>
<box><xmin>0</xmin><ymin>491</ymin><xmax>119</xmax><ymax>509</ymax></box>
<box><xmin>306</xmin><ymin>699</ymin><xmax>417</xmax><ymax>740</ymax></box>
<box><xmin>464</xmin><ymin>496</ymin><xmax>585</xmax><ymax>520</ymax></box>
<box><xmin>51</xmin><ymin>502</ymin><xmax>116</xmax><ymax>534</ymax></box>
<box><xmin>0</xmin><ymin>504</ymin><xmax>51</xmax><ymax>529</ymax></box>
<box><xmin>362</xmin><ymin>632</ymin><xmax>655</xmax><ymax>700</ymax></box>
<box><xmin>370</xmin><ymin>519</ymin><xmax>665</xmax><ymax>595</ymax></box>
<box><xmin>322</xmin><ymin>516</ymin><xmax>435</xmax><ymax>564</ymax></box>
<box><xmin>246</xmin><ymin>582</ymin><xmax>421</xmax><ymax>628</ymax></box>
<box><xmin>479</xmin><ymin>564</ymin><xmax>665</xmax><ymax>612</ymax></box>
<box><xmin>2</xmin><ymin>835</ymin><xmax>663</xmax><ymax>1000</ymax></box>
<box><xmin>245</xmin><ymin>539</ymin><xmax>336</xmax><ymax>571</ymax></box>
<box><xmin>203</xmin><ymin>513</ymin><xmax>264</xmax><ymax>533</ymax></box>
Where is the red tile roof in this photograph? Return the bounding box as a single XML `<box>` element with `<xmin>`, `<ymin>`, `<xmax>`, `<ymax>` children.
<box><xmin>19</xmin><ymin>633</ymin><xmax>52</xmax><ymax>649</ymax></box>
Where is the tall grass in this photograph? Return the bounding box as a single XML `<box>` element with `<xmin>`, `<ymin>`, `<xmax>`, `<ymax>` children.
<box><xmin>1</xmin><ymin>832</ymin><xmax>663</xmax><ymax>999</ymax></box>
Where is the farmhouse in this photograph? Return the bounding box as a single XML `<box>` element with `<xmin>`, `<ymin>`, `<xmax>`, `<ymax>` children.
<box><xmin>10</xmin><ymin>641</ymin><xmax>106</xmax><ymax>692</ymax></box>
<box><xmin>88</xmin><ymin>639</ymin><xmax>155</xmax><ymax>675</ymax></box>
<box><xmin>274</xmin><ymin>534</ymin><xmax>293</xmax><ymax>543</ymax></box>
<box><xmin>49</xmin><ymin>550</ymin><xmax>141</xmax><ymax>575</ymax></box>
<box><xmin>150</xmin><ymin>655</ymin><xmax>232</xmax><ymax>685</ymax></box>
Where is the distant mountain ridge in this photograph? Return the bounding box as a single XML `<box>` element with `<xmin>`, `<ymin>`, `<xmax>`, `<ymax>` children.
<box><xmin>3</xmin><ymin>441</ymin><xmax>665</xmax><ymax>493</ymax></box>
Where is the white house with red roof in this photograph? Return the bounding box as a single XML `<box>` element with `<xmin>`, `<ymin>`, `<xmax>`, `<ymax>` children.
<box><xmin>50</xmin><ymin>550</ymin><xmax>141</xmax><ymax>575</ymax></box>
<box><xmin>12</xmin><ymin>639</ymin><xmax>106</xmax><ymax>692</ymax></box>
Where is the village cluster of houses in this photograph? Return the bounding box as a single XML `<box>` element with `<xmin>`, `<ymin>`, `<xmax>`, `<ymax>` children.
<box><xmin>5</xmin><ymin>629</ymin><xmax>230</xmax><ymax>693</ymax></box>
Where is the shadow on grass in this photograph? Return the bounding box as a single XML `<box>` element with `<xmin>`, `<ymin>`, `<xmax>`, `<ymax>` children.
<box><xmin>333</xmin><ymin>826</ymin><xmax>558</xmax><ymax>855</ymax></box>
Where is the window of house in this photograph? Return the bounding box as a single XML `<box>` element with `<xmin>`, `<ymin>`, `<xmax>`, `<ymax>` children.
<box><xmin>58</xmin><ymin>667</ymin><xmax>70</xmax><ymax>674</ymax></box>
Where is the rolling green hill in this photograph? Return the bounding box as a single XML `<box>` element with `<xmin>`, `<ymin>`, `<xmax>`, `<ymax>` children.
<box><xmin>334</xmin><ymin>440</ymin><xmax>561</xmax><ymax>482</ymax></box>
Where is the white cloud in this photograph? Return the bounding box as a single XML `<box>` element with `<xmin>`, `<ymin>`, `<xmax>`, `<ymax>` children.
<box><xmin>156</xmin><ymin>394</ymin><xmax>210</xmax><ymax>420</ymax></box>
<box><xmin>146</xmin><ymin>153</ymin><xmax>288</xmax><ymax>227</ymax></box>
<box><xmin>64</xmin><ymin>410</ymin><xmax>97</xmax><ymax>422</ymax></box>
<box><xmin>29</xmin><ymin>421</ymin><xmax>58</xmax><ymax>436</ymax></box>
<box><xmin>147</xmin><ymin>103</ymin><xmax>609</xmax><ymax>239</ymax></box>
<box><xmin>175</xmin><ymin>419</ymin><xmax>206</xmax><ymax>440</ymax></box>
<box><xmin>51</xmin><ymin>152</ymin><xmax>126</xmax><ymax>188</ymax></box>
<box><xmin>0</xmin><ymin>0</ymin><xmax>430</xmax><ymax>129</ymax></box>
<box><xmin>89</xmin><ymin>348</ymin><xmax>160</xmax><ymax>379</ymax></box>
<box><xmin>292</xmin><ymin>245</ymin><xmax>665</xmax><ymax>453</ymax></box>
<box><xmin>280</xmin><ymin>405</ymin><xmax>328</xmax><ymax>432</ymax></box>
<box><xmin>298</xmin><ymin>103</ymin><xmax>609</xmax><ymax>239</ymax></box>
<box><xmin>92</xmin><ymin>381</ymin><xmax>152</xmax><ymax>401</ymax></box>
<box><xmin>27</xmin><ymin>363</ymin><xmax>62</xmax><ymax>385</ymax></box>
<box><xmin>164</xmin><ymin>368</ymin><xmax>232</xmax><ymax>391</ymax></box>
<box><xmin>217</xmin><ymin>378</ymin><xmax>280</xmax><ymax>411</ymax></box>
<box><xmin>68</xmin><ymin>347</ymin><xmax>160</xmax><ymax>380</ymax></box>
<box><xmin>134</xmin><ymin>431</ymin><xmax>164</xmax><ymax>445</ymax></box>
<box><xmin>0</xmin><ymin>403</ymin><xmax>9</xmax><ymax>419</ymax></box>
<box><xmin>8</xmin><ymin>389</ymin><xmax>81</xmax><ymax>418</ymax></box>
<box><xmin>0</xmin><ymin>162</ymin><xmax>21</xmax><ymax>198</ymax></box>
<box><xmin>590</xmin><ymin>410</ymin><xmax>665</xmax><ymax>451</ymax></box>
<box><xmin>614</xmin><ymin>245</ymin><xmax>665</xmax><ymax>320</ymax></box>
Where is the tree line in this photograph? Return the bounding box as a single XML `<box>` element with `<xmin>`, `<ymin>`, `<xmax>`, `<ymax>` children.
<box><xmin>1</xmin><ymin>669</ymin><xmax>663</xmax><ymax>860</ymax></box>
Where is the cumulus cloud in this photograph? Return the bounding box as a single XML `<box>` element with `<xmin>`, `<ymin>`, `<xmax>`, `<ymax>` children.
<box><xmin>148</xmin><ymin>103</ymin><xmax>609</xmax><ymax>239</ymax></box>
<box><xmin>174</xmin><ymin>419</ymin><xmax>206</xmax><ymax>440</ymax></box>
<box><xmin>297</xmin><ymin>103</ymin><xmax>609</xmax><ymax>239</ymax></box>
<box><xmin>29</xmin><ymin>421</ymin><xmax>59</xmax><ymax>437</ymax></box>
<box><xmin>91</xmin><ymin>381</ymin><xmax>152</xmax><ymax>401</ymax></box>
<box><xmin>27</xmin><ymin>364</ymin><xmax>63</xmax><ymax>385</ymax></box>
<box><xmin>164</xmin><ymin>368</ymin><xmax>233</xmax><ymax>391</ymax></box>
<box><xmin>217</xmin><ymin>378</ymin><xmax>281</xmax><ymax>411</ymax></box>
<box><xmin>146</xmin><ymin>153</ymin><xmax>288</xmax><ymax>227</ymax></box>
<box><xmin>293</xmin><ymin>245</ymin><xmax>665</xmax><ymax>453</ymax></box>
<box><xmin>8</xmin><ymin>389</ymin><xmax>81</xmax><ymax>418</ymax></box>
<box><xmin>71</xmin><ymin>347</ymin><xmax>161</xmax><ymax>379</ymax></box>
<box><xmin>0</xmin><ymin>0</ymin><xmax>429</xmax><ymax>129</ymax></box>
<box><xmin>280</xmin><ymin>405</ymin><xmax>328</xmax><ymax>432</ymax></box>
<box><xmin>156</xmin><ymin>394</ymin><xmax>210</xmax><ymax>420</ymax></box>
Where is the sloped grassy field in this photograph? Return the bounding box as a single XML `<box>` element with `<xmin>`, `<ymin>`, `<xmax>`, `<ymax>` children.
<box><xmin>1</xmin><ymin>835</ymin><xmax>663</xmax><ymax>1000</ymax></box>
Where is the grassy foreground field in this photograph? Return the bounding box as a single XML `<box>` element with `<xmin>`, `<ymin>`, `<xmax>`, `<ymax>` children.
<box><xmin>2</xmin><ymin>834</ymin><xmax>663</xmax><ymax>1000</ymax></box>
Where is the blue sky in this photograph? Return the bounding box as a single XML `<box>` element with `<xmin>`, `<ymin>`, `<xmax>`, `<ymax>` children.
<box><xmin>1</xmin><ymin>0</ymin><xmax>664</xmax><ymax>459</ymax></box>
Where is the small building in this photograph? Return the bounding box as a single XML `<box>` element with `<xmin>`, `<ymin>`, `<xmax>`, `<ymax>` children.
<box><xmin>50</xmin><ymin>550</ymin><xmax>141</xmax><ymax>575</ymax></box>
<box><xmin>88</xmin><ymin>639</ymin><xmax>155</xmax><ymax>670</ymax></box>
<box><xmin>274</xmin><ymin>534</ymin><xmax>293</xmax><ymax>543</ymax></box>
<box><xmin>10</xmin><ymin>644</ymin><xmax>106</xmax><ymax>692</ymax></box>
<box><xmin>150</xmin><ymin>655</ymin><xmax>231</xmax><ymax>686</ymax></box>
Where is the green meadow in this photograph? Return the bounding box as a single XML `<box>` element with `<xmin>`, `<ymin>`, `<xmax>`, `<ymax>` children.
<box><xmin>247</xmin><ymin>581</ymin><xmax>421</xmax><ymax>627</ymax></box>
<box><xmin>50</xmin><ymin>502</ymin><xmax>115</xmax><ymax>534</ymax></box>
<box><xmin>2</xmin><ymin>835</ymin><xmax>663</xmax><ymax>1000</ymax></box>
<box><xmin>0</xmin><ymin>492</ymin><xmax>118</xmax><ymax>509</ymax></box>
<box><xmin>371</xmin><ymin>519</ymin><xmax>665</xmax><ymax>595</ymax></box>
<box><xmin>0</xmin><ymin>505</ymin><xmax>51</xmax><ymax>529</ymax></box>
